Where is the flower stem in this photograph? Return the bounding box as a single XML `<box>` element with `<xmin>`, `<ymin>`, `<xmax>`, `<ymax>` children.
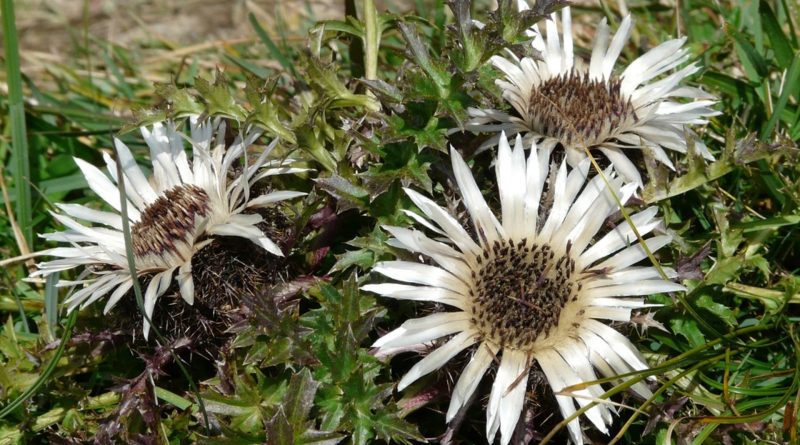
<box><xmin>363</xmin><ymin>0</ymin><xmax>379</xmax><ymax>82</ymax></box>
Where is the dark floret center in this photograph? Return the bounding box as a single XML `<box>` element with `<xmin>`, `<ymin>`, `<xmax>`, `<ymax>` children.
<box><xmin>470</xmin><ymin>239</ymin><xmax>577</xmax><ymax>349</ymax></box>
<box><xmin>131</xmin><ymin>185</ymin><xmax>211</xmax><ymax>259</ymax></box>
<box><xmin>527</xmin><ymin>71</ymin><xmax>636</xmax><ymax>147</ymax></box>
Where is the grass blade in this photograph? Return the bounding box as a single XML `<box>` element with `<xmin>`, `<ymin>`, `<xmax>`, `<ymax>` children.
<box><xmin>44</xmin><ymin>273</ymin><xmax>59</xmax><ymax>339</ymax></box>
<box><xmin>248</xmin><ymin>13</ymin><xmax>299</xmax><ymax>78</ymax></box>
<box><xmin>1</xmin><ymin>0</ymin><xmax>33</xmax><ymax>251</ymax></box>
<box><xmin>761</xmin><ymin>54</ymin><xmax>800</xmax><ymax>138</ymax></box>
<box><xmin>731</xmin><ymin>29</ymin><xmax>769</xmax><ymax>82</ymax></box>
<box><xmin>759</xmin><ymin>1</ymin><xmax>795</xmax><ymax>69</ymax></box>
<box><xmin>154</xmin><ymin>386</ymin><xmax>193</xmax><ymax>410</ymax></box>
<box><xmin>0</xmin><ymin>311</ymin><xmax>77</xmax><ymax>419</ymax></box>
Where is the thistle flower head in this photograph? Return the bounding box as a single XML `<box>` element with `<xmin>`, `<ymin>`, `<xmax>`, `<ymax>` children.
<box><xmin>468</xmin><ymin>7</ymin><xmax>720</xmax><ymax>186</ymax></box>
<box><xmin>33</xmin><ymin>117</ymin><xmax>307</xmax><ymax>339</ymax></box>
<box><xmin>367</xmin><ymin>135</ymin><xmax>683</xmax><ymax>444</ymax></box>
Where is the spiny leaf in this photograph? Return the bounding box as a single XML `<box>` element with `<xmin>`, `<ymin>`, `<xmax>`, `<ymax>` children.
<box><xmin>194</xmin><ymin>74</ymin><xmax>248</xmax><ymax>121</ymax></box>
<box><xmin>315</xmin><ymin>174</ymin><xmax>370</xmax><ymax>211</ymax></box>
<box><xmin>266</xmin><ymin>408</ymin><xmax>294</xmax><ymax>445</ymax></box>
<box><xmin>695</xmin><ymin>294</ymin><xmax>737</xmax><ymax>327</ymax></box>
<box><xmin>304</xmin><ymin>57</ymin><xmax>380</xmax><ymax>112</ymax></box>
<box><xmin>669</xmin><ymin>317</ymin><xmax>707</xmax><ymax>348</ymax></box>
<box><xmin>398</xmin><ymin>22</ymin><xmax>450</xmax><ymax>93</ymax></box>
<box><xmin>283</xmin><ymin>369</ymin><xmax>320</xmax><ymax>431</ymax></box>
<box><xmin>245</xmin><ymin>75</ymin><xmax>297</xmax><ymax>144</ymax></box>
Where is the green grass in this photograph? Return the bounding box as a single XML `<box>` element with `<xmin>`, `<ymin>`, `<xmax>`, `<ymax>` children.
<box><xmin>1</xmin><ymin>0</ymin><xmax>32</xmax><ymax>252</ymax></box>
<box><xmin>1</xmin><ymin>0</ymin><xmax>800</xmax><ymax>444</ymax></box>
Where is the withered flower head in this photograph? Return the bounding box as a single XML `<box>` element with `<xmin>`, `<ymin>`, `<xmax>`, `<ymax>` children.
<box><xmin>33</xmin><ymin>117</ymin><xmax>306</xmax><ymax>339</ymax></box>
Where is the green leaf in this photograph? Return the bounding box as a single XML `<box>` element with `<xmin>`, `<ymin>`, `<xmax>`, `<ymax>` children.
<box><xmin>448</xmin><ymin>0</ymin><xmax>486</xmax><ymax>72</ymax></box>
<box><xmin>194</xmin><ymin>75</ymin><xmax>248</xmax><ymax>121</ymax></box>
<box><xmin>203</xmin><ymin>395</ymin><xmax>263</xmax><ymax>417</ymax></box>
<box><xmin>265</xmin><ymin>369</ymin><xmax>343</xmax><ymax>445</ymax></box>
<box><xmin>296</xmin><ymin>127</ymin><xmax>338</xmax><ymax>173</ymax></box>
<box><xmin>340</xmin><ymin>275</ymin><xmax>361</xmax><ymax>326</ymax></box>
<box><xmin>361</xmin><ymin>79</ymin><xmax>404</xmax><ymax>107</ymax></box>
<box><xmin>1</xmin><ymin>173</ymin><xmax>88</xmax><ymax>205</ymax></box>
<box><xmin>100</xmin><ymin>49</ymin><xmax>134</xmax><ymax>99</ymax></box>
<box><xmin>201</xmin><ymin>372</ymin><xmax>287</xmax><ymax>435</ymax></box>
<box><xmin>0</xmin><ymin>312</ymin><xmax>77</xmax><ymax>420</ymax></box>
<box><xmin>330</xmin><ymin>249</ymin><xmax>375</xmax><ymax>273</ymax></box>
<box><xmin>695</xmin><ymin>294</ymin><xmax>737</xmax><ymax>327</ymax></box>
<box><xmin>701</xmin><ymin>72</ymin><xmax>758</xmax><ymax>106</ymax></box>
<box><xmin>297</xmin><ymin>430</ymin><xmax>345</xmax><ymax>445</ymax></box>
<box><xmin>397</xmin><ymin>22</ymin><xmax>449</xmax><ymax>94</ymax></box>
<box><xmin>249</xmin><ymin>13</ymin><xmax>299</xmax><ymax>77</ymax></box>
<box><xmin>154</xmin><ymin>83</ymin><xmax>204</xmax><ymax>119</ymax></box>
<box><xmin>304</xmin><ymin>58</ymin><xmax>380</xmax><ymax>112</ymax></box>
<box><xmin>731</xmin><ymin>29</ymin><xmax>769</xmax><ymax>82</ymax></box>
<box><xmin>371</xmin><ymin>411</ymin><xmax>424</xmax><ymax>444</ymax></box>
<box><xmin>266</xmin><ymin>409</ymin><xmax>294</xmax><ymax>445</ymax></box>
<box><xmin>2</xmin><ymin>0</ymin><xmax>33</xmax><ymax>248</ymax></box>
<box><xmin>155</xmin><ymin>387</ymin><xmax>194</xmax><ymax>410</ymax></box>
<box><xmin>315</xmin><ymin>174</ymin><xmax>370</xmax><ymax>210</ymax></box>
<box><xmin>761</xmin><ymin>53</ymin><xmax>800</xmax><ymax>137</ymax></box>
<box><xmin>705</xmin><ymin>256</ymin><xmax>745</xmax><ymax>285</ymax></box>
<box><xmin>44</xmin><ymin>274</ymin><xmax>59</xmax><ymax>339</ymax></box>
<box><xmin>386</xmin><ymin>113</ymin><xmax>447</xmax><ymax>153</ymax></box>
<box><xmin>224</xmin><ymin>54</ymin><xmax>272</xmax><ymax>79</ymax></box>
<box><xmin>283</xmin><ymin>369</ymin><xmax>320</xmax><ymax>431</ymax></box>
<box><xmin>669</xmin><ymin>317</ymin><xmax>706</xmax><ymax>349</ymax></box>
<box><xmin>245</xmin><ymin>76</ymin><xmax>297</xmax><ymax>144</ymax></box>
<box><xmin>723</xmin><ymin>282</ymin><xmax>786</xmax><ymax>313</ymax></box>
<box><xmin>735</xmin><ymin>214</ymin><xmax>800</xmax><ymax>233</ymax></box>
<box><xmin>489</xmin><ymin>0</ymin><xmax>567</xmax><ymax>45</ymax></box>
<box><xmin>330</xmin><ymin>226</ymin><xmax>391</xmax><ymax>273</ymax></box>
<box><xmin>712</xmin><ymin>205</ymin><xmax>744</xmax><ymax>258</ymax></box>
<box><xmin>313</xmin><ymin>18</ymin><xmax>364</xmax><ymax>40</ymax></box>
<box><xmin>759</xmin><ymin>1</ymin><xmax>795</xmax><ymax>69</ymax></box>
